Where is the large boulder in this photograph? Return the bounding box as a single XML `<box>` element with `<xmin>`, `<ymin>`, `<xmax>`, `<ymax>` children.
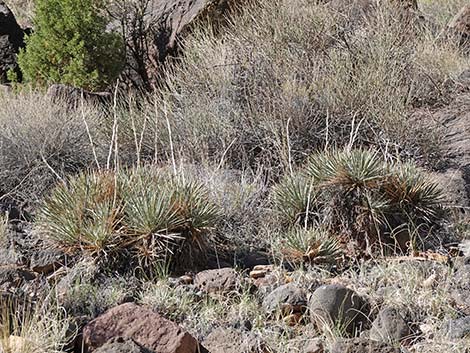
<box><xmin>448</xmin><ymin>5</ymin><xmax>470</xmax><ymax>50</ymax></box>
<box><xmin>309</xmin><ymin>284</ymin><xmax>369</xmax><ymax>335</ymax></box>
<box><xmin>0</xmin><ymin>1</ymin><xmax>25</xmax><ymax>83</ymax></box>
<box><xmin>93</xmin><ymin>337</ymin><xmax>152</xmax><ymax>353</ymax></box>
<box><xmin>82</xmin><ymin>303</ymin><xmax>202</xmax><ymax>353</ymax></box>
<box><xmin>441</xmin><ymin>316</ymin><xmax>470</xmax><ymax>339</ymax></box>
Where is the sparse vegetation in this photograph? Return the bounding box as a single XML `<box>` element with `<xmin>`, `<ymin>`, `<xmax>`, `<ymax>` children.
<box><xmin>1</xmin><ymin>0</ymin><xmax>469</xmax><ymax>352</ymax></box>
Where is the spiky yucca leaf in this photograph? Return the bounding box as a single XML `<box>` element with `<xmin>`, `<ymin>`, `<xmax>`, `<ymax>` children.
<box><xmin>385</xmin><ymin>163</ymin><xmax>444</xmax><ymax>222</ymax></box>
<box><xmin>280</xmin><ymin>227</ymin><xmax>342</xmax><ymax>264</ymax></box>
<box><xmin>38</xmin><ymin>172</ymin><xmax>123</xmax><ymax>254</ymax></box>
<box><xmin>272</xmin><ymin>174</ymin><xmax>317</xmax><ymax>225</ymax></box>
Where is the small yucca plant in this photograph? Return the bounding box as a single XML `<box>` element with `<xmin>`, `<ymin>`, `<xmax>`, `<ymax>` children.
<box><xmin>278</xmin><ymin>227</ymin><xmax>342</xmax><ymax>265</ymax></box>
<box><xmin>38</xmin><ymin>172</ymin><xmax>124</xmax><ymax>255</ymax></box>
<box><xmin>39</xmin><ymin>166</ymin><xmax>220</xmax><ymax>268</ymax></box>
<box><xmin>271</xmin><ymin>149</ymin><xmax>444</xmax><ymax>255</ymax></box>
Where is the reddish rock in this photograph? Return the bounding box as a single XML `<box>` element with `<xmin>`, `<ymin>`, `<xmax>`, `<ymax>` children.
<box><xmin>82</xmin><ymin>303</ymin><xmax>200</xmax><ymax>353</ymax></box>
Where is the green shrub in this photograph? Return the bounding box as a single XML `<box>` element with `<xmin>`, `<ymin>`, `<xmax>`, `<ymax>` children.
<box><xmin>17</xmin><ymin>0</ymin><xmax>124</xmax><ymax>90</ymax></box>
<box><xmin>38</xmin><ymin>167</ymin><xmax>220</xmax><ymax>268</ymax></box>
<box><xmin>272</xmin><ymin>149</ymin><xmax>445</xmax><ymax>255</ymax></box>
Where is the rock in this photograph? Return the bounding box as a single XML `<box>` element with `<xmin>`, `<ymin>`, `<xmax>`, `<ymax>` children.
<box><xmin>30</xmin><ymin>247</ymin><xmax>64</xmax><ymax>274</ymax></box>
<box><xmin>94</xmin><ymin>337</ymin><xmax>152</xmax><ymax>353</ymax></box>
<box><xmin>432</xmin><ymin>169</ymin><xmax>469</xmax><ymax>209</ymax></box>
<box><xmin>309</xmin><ymin>284</ymin><xmax>368</xmax><ymax>335</ymax></box>
<box><xmin>202</xmin><ymin>327</ymin><xmax>266</xmax><ymax>353</ymax></box>
<box><xmin>329</xmin><ymin>338</ymin><xmax>400</xmax><ymax>353</ymax></box>
<box><xmin>194</xmin><ymin>268</ymin><xmax>239</xmax><ymax>294</ymax></box>
<box><xmin>303</xmin><ymin>338</ymin><xmax>324</xmax><ymax>353</ymax></box>
<box><xmin>118</xmin><ymin>0</ymin><xmax>238</xmax><ymax>89</ymax></box>
<box><xmin>442</xmin><ymin>316</ymin><xmax>470</xmax><ymax>339</ymax></box>
<box><xmin>47</xmin><ymin>84</ymin><xmax>112</xmax><ymax>107</ymax></box>
<box><xmin>448</xmin><ymin>5</ymin><xmax>470</xmax><ymax>50</ymax></box>
<box><xmin>262</xmin><ymin>283</ymin><xmax>307</xmax><ymax>316</ymax></box>
<box><xmin>369</xmin><ymin>307</ymin><xmax>410</xmax><ymax>345</ymax></box>
<box><xmin>450</xmin><ymin>265</ymin><xmax>470</xmax><ymax>314</ymax></box>
<box><xmin>250</xmin><ymin>265</ymin><xmax>274</xmax><ymax>279</ymax></box>
<box><xmin>240</xmin><ymin>252</ymin><xmax>270</xmax><ymax>269</ymax></box>
<box><xmin>82</xmin><ymin>302</ymin><xmax>201</xmax><ymax>353</ymax></box>
<box><xmin>0</xmin><ymin>1</ymin><xmax>25</xmax><ymax>83</ymax></box>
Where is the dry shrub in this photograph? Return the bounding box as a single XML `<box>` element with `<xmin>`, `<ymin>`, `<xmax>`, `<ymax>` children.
<box><xmin>0</xmin><ymin>91</ymin><xmax>100</xmax><ymax>204</ymax></box>
<box><xmin>141</xmin><ymin>0</ymin><xmax>469</xmax><ymax>175</ymax></box>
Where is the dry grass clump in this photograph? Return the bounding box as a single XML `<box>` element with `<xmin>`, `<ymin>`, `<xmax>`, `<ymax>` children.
<box><xmin>0</xmin><ymin>294</ymin><xmax>72</xmax><ymax>353</ymax></box>
<box><xmin>37</xmin><ymin>166</ymin><xmax>220</xmax><ymax>269</ymax></box>
<box><xmin>271</xmin><ymin>149</ymin><xmax>445</xmax><ymax>256</ymax></box>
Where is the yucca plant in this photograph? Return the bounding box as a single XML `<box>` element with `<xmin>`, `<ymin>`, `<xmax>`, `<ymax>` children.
<box><xmin>278</xmin><ymin>227</ymin><xmax>342</xmax><ymax>265</ymax></box>
<box><xmin>271</xmin><ymin>149</ymin><xmax>445</xmax><ymax>255</ymax></box>
<box><xmin>271</xmin><ymin>173</ymin><xmax>318</xmax><ymax>226</ymax></box>
<box><xmin>38</xmin><ymin>172</ymin><xmax>124</xmax><ymax>255</ymax></box>
<box><xmin>39</xmin><ymin>166</ymin><xmax>220</xmax><ymax>269</ymax></box>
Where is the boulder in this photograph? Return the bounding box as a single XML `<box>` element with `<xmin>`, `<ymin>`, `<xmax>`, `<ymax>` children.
<box><xmin>309</xmin><ymin>284</ymin><xmax>369</xmax><ymax>335</ymax></box>
<box><xmin>202</xmin><ymin>327</ymin><xmax>266</xmax><ymax>353</ymax></box>
<box><xmin>93</xmin><ymin>337</ymin><xmax>152</xmax><ymax>353</ymax></box>
<box><xmin>448</xmin><ymin>5</ymin><xmax>470</xmax><ymax>50</ymax></box>
<box><xmin>369</xmin><ymin>307</ymin><xmax>410</xmax><ymax>345</ymax></box>
<box><xmin>262</xmin><ymin>283</ymin><xmax>307</xmax><ymax>316</ymax></box>
<box><xmin>194</xmin><ymin>267</ymin><xmax>239</xmax><ymax>294</ymax></box>
<box><xmin>117</xmin><ymin>0</ymin><xmax>239</xmax><ymax>89</ymax></box>
<box><xmin>329</xmin><ymin>338</ymin><xmax>400</xmax><ymax>353</ymax></box>
<box><xmin>442</xmin><ymin>316</ymin><xmax>470</xmax><ymax>339</ymax></box>
<box><xmin>0</xmin><ymin>1</ymin><xmax>25</xmax><ymax>83</ymax></box>
<box><xmin>82</xmin><ymin>302</ymin><xmax>201</xmax><ymax>353</ymax></box>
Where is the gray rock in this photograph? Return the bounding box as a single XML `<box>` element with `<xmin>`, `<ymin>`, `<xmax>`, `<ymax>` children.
<box><xmin>369</xmin><ymin>307</ymin><xmax>410</xmax><ymax>344</ymax></box>
<box><xmin>202</xmin><ymin>327</ymin><xmax>266</xmax><ymax>353</ymax></box>
<box><xmin>442</xmin><ymin>316</ymin><xmax>470</xmax><ymax>339</ymax></box>
<box><xmin>94</xmin><ymin>337</ymin><xmax>151</xmax><ymax>353</ymax></box>
<box><xmin>194</xmin><ymin>268</ymin><xmax>239</xmax><ymax>295</ymax></box>
<box><xmin>309</xmin><ymin>284</ymin><xmax>368</xmax><ymax>335</ymax></box>
<box><xmin>329</xmin><ymin>338</ymin><xmax>400</xmax><ymax>353</ymax></box>
<box><xmin>262</xmin><ymin>283</ymin><xmax>307</xmax><ymax>316</ymax></box>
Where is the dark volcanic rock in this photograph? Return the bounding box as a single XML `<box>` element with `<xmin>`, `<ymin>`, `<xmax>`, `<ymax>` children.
<box><xmin>0</xmin><ymin>1</ymin><xmax>25</xmax><ymax>83</ymax></box>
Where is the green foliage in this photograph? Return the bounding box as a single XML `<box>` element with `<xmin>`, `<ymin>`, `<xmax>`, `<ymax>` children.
<box><xmin>17</xmin><ymin>0</ymin><xmax>124</xmax><ymax>90</ymax></box>
<box><xmin>38</xmin><ymin>167</ymin><xmax>220</xmax><ymax>267</ymax></box>
<box><xmin>272</xmin><ymin>149</ymin><xmax>445</xmax><ymax>254</ymax></box>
